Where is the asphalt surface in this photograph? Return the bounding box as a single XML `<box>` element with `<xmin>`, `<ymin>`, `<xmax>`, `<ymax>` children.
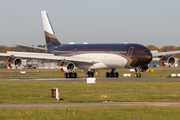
<box><xmin>0</xmin><ymin>77</ymin><xmax>180</xmax><ymax>82</ymax></box>
<box><xmin>1</xmin><ymin>102</ymin><xmax>180</xmax><ymax>107</ymax></box>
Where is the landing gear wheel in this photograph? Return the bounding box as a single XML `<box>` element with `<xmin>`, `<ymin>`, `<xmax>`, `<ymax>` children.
<box><xmin>68</xmin><ymin>73</ymin><xmax>72</xmax><ymax>78</ymax></box>
<box><xmin>135</xmin><ymin>73</ymin><xmax>138</xmax><ymax>78</ymax></box>
<box><xmin>64</xmin><ymin>73</ymin><xmax>68</xmax><ymax>78</ymax></box>
<box><xmin>64</xmin><ymin>72</ymin><xmax>77</xmax><ymax>78</ymax></box>
<box><xmin>73</xmin><ymin>72</ymin><xmax>77</xmax><ymax>78</ymax></box>
<box><xmin>115</xmin><ymin>72</ymin><xmax>119</xmax><ymax>78</ymax></box>
<box><xmin>106</xmin><ymin>72</ymin><xmax>109</xmax><ymax>78</ymax></box>
<box><xmin>86</xmin><ymin>71</ymin><xmax>94</xmax><ymax>77</ymax></box>
<box><xmin>138</xmin><ymin>73</ymin><xmax>141</xmax><ymax>78</ymax></box>
<box><xmin>135</xmin><ymin>73</ymin><xmax>141</xmax><ymax>78</ymax></box>
<box><xmin>109</xmin><ymin>72</ymin><xmax>114</xmax><ymax>77</ymax></box>
<box><xmin>106</xmin><ymin>71</ymin><xmax>119</xmax><ymax>78</ymax></box>
<box><xmin>91</xmin><ymin>72</ymin><xmax>94</xmax><ymax>77</ymax></box>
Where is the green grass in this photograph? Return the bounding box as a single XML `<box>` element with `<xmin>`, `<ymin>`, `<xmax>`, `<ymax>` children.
<box><xmin>1</xmin><ymin>69</ymin><xmax>180</xmax><ymax>120</ymax></box>
<box><xmin>0</xmin><ymin>67</ymin><xmax>180</xmax><ymax>78</ymax></box>
<box><xmin>1</xmin><ymin>81</ymin><xmax>180</xmax><ymax>103</ymax></box>
<box><xmin>0</xmin><ymin>106</ymin><xmax>180</xmax><ymax>120</ymax></box>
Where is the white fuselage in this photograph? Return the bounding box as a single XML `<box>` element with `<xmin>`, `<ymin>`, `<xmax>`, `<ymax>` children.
<box><xmin>73</xmin><ymin>53</ymin><xmax>127</xmax><ymax>70</ymax></box>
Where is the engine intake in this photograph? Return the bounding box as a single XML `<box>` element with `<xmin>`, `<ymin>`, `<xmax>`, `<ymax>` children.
<box><xmin>59</xmin><ymin>61</ymin><xmax>75</xmax><ymax>73</ymax></box>
<box><xmin>160</xmin><ymin>55</ymin><xmax>175</xmax><ymax>67</ymax></box>
<box><xmin>7</xmin><ymin>56</ymin><xmax>22</xmax><ymax>69</ymax></box>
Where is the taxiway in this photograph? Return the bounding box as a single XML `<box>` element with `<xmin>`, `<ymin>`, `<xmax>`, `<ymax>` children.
<box><xmin>0</xmin><ymin>77</ymin><xmax>180</xmax><ymax>82</ymax></box>
<box><xmin>1</xmin><ymin>102</ymin><xmax>180</xmax><ymax>107</ymax></box>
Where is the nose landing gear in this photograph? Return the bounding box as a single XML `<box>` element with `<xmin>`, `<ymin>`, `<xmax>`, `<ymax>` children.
<box><xmin>135</xmin><ymin>73</ymin><xmax>141</xmax><ymax>78</ymax></box>
<box><xmin>135</xmin><ymin>68</ymin><xmax>141</xmax><ymax>78</ymax></box>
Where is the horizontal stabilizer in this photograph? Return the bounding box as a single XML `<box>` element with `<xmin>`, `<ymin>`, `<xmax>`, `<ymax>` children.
<box><xmin>9</xmin><ymin>43</ymin><xmax>46</xmax><ymax>51</ymax></box>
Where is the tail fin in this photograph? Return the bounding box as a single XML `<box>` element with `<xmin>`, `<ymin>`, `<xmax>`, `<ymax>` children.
<box><xmin>41</xmin><ymin>11</ymin><xmax>60</xmax><ymax>45</ymax></box>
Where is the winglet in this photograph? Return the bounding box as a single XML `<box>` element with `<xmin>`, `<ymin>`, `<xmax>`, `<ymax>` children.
<box><xmin>41</xmin><ymin>11</ymin><xmax>60</xmax><ymax>45</ymax></box>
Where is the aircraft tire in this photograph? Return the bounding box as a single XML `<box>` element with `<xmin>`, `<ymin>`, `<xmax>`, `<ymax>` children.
<box><xmin>91</xmin><ymin>72</ymin><xmax>94</xmax><ymax>77</ymax></box>
<box><xmin>135</xmin><ymin>73</ymin><xmax>141</xmax><ymax>78</ymax></box>
<box><xmin>64</xmin><ymin>73</ymin><xmax>68</xmax><ymax>78</ymax></box>
<box><xmin>106</xmin><ymin>72</ymin><xmax>109</xmax><ymax>78</ymax></box>
<box><xmin>68</xmin><ymin>73</ymin><xmax>71</xmax><ymax>78</ymax></box>
<box><xmin>138</xmin><ymin>73</ymin><xmax>141</xmax><ymax>78</ymax></box>
<box><xmin>135</xmin><ymin>73</ymin><xmax>138</xmax><ymax>78</ymax></box>
<box><xmin>86</xmin><ymin>71</ymin><xmax>94</xmax><ymax>77</ymax></box>
<box><xmin>86</xmin><ymin>71</ymin><xmax>90</xmax><ymax>77</ymax></box>
<box><xmin>115</xmin><ymin>72</ymin><xmax>119</xmax><ymax>77</ymax></box>
<box><xmin>109</xmin><ymin>72</ymin><xmax>114</xmax><ymax>77</ymax></box>
<box><xmin>74</xmin><ymin>72</ymin><xmax>77</xmax><ymax>78</ymax></box>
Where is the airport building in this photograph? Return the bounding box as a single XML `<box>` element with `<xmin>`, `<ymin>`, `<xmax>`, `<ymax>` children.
<box><xmin>26</xmin><ymin>59</ymin><xmax>59</xmax><ymax>69</ymax></box>
<box><xmin>5</xmin><ymin>59</ymin><xmax>59</xmax><ymax>69</ymax></box>
<box><xmin>0</xmin><ymin>61</ymin><xmax>6</xmax><ymax>67</ymax></box>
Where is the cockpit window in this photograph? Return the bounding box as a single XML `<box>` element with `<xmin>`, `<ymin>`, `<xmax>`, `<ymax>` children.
<box><xmin>144</xmin><ymin>50</ymin><xmax>148</xmax><ymax>53</ymax></box>
<box><xmin>138</xmin><ymin>50</ymin><xmax>150</xmax><ymax>53</ymax></box>
<box><xmin>138</xmin><ymin>50</ymin><xmax>143</xmax><ymax>53</ymax></box>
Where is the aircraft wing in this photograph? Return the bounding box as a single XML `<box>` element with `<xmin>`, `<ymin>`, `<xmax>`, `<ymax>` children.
<box><xmin>152</xmin><ymin>50</ymin><xmax>180</xmax><ymax>57</ymax></box>
<box><xmin>9</xmin><ymin>43</ymin><xmax>46</xmax><ymax>50</ymax></box>
<box><xmin>0</xmin><ymin>51</ymin><xmax>99</xmax><ymax>63</ymax></box>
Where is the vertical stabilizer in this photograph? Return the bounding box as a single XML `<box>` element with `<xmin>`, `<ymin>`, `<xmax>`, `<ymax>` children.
<box><xmin>41</xmin><ymin>11</ymin><xmax>60</xmax><ymax>45</ymax></box>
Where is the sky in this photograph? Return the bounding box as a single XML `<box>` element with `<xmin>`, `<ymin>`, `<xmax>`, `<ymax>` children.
<box><xmin>0</xmin><ymin>0</ymin><xmax>180</xmax><ymax>48</ymax></box>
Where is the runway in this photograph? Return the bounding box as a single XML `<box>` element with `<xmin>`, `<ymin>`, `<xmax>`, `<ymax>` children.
<box><xmin>0</xmin><ymin>77</ymin><xmax>180</xmax><ymax>82</ymax></box>
<box><xmin>1</xmin><ymin>102</ymin><xmax>180</xmax><ymax>107</ymax></box>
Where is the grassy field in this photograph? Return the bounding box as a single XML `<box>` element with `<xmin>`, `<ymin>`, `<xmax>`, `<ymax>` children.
<box><xmin>0</xmin><ymin>67</ymin><xmax>180</xmax><ymax>78</ymax></box>
<box><xmin>0</xmin><ymin>106</ymin><xmax>180</xmax><ymax>120</ymax></box>
<box><xmin>1</xmin><ymin>67</ymin><xmax>180</xmax><ymax>119</ymax></box>
<box><xmin>1</xmin><ymin>81</ymin><xmax>180</xmax><ymax>103</ymax></box>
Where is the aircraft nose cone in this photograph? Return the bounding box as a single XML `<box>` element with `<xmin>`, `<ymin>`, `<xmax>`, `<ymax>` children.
<box><xmin>139</xmin><ymin>53</ymin><xmax>153</xmax><ymax>66</ymax></box>
<box><xmin>146</xmin><ymin>53</ymin><xmax>153</xmax><ymax>64</ymax></box>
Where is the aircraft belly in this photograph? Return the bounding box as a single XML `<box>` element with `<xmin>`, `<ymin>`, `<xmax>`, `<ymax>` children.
<box><xmin>74</xmin><ymin>53</ymin><xmax>127</xmax><ymax>69</ymax></box>
<box><xmin>77</xmin><ymin>62</ymin><xmax>109</xmax><ymax>70</ymax></box>
<box><xmin>100</xmin><ymin>54</ymin><xmax>127</xmax><ymax>68</ymax></box>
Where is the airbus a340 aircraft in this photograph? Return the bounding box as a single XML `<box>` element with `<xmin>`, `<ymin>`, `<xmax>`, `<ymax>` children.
<box><xmin>0</xmin><ymin>11</ymin><xmax>180</xmax><ymax>78</ymax></box>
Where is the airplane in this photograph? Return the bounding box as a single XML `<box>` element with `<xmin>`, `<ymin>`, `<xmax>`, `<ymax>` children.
<box><xmin>0</xmin><ymin>11</ymin><xmax>180</xmax><ymax>78</ymax></box>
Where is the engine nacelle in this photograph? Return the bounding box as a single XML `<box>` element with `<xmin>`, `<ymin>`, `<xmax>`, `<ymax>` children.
<box><xmin>59</xmin><ymin>61</ymin><xmax>75</xmax><ymax>73</ymax></box>
<box><xmin>7</xmin><ymin>56</ymin><xmax>22</xmax><ymax>69</ymax></box>
<box><xmin>139</xmin><ymin>64</ymin><xmax>149</xmax><ymax>72</ymax></box>
<box><xmin>160</xmin><ymin>55</ymin><xmax>175</xmax><ymax>67</ymax></box>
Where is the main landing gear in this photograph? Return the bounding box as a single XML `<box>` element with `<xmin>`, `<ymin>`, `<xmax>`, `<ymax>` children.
<box><xmin>106</xmin><ymin>69</ymin><xmax>119</xmax><ymax>78</ymax></box>
<box><xmin>86</xmin><ymin>71</ymin><xmax>94</xmax><ymax>77</ymax></box>
<box><xmin>64</xmin><ymin>72</ymin><xmax>77</xmax><ymax>78</ymax></box>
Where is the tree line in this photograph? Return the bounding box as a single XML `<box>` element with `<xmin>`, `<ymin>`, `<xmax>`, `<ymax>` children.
<box><xmin>0</xmin><ymin>45</ymin><xmax>45</xmax><ymax>61</ymax></box>
<box><xmin>146</xmin><ymin>45</ymin><xmax>180</xmax><ymax>59</ymax></box>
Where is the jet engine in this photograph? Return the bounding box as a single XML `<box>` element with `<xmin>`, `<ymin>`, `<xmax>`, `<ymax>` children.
<box><xmin>7</xmin><ymin>56</ymin><xmax>22</xmax><ymax>69</ymax></box>
<box><xmin>159</xmin><ymin>55</ymin><xmax>175</xmax><ymax>67</ymax></box>
<box><xmin>139</xmin><ymin>64</ymin><xmax>149</xmax><ymax>72</ymax></box>
<box><xmin>59</xmin><ymin>61</ymin><xmax>75</xmax><ymax>73</ymax></box>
